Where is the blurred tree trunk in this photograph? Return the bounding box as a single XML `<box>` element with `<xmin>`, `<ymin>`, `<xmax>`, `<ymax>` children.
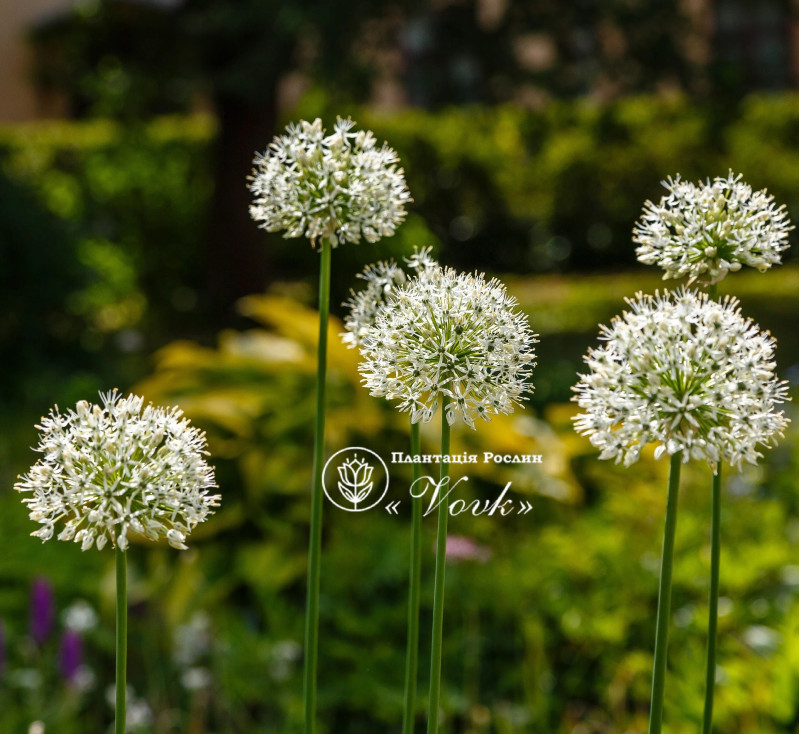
<box><xmin>204</xmin><ymin>89</ymin><xmax>276</xmax><ymax>319</ymax></box>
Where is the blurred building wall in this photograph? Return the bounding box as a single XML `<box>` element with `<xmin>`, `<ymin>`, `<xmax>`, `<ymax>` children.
<box><xmin>0</xmin><ymin>0</ymin><xmax>796</xmax><ymax>123</ymax></box>
<box><xmin>0</xmin><ymin>0</ymin><xmax>71</xmax><ymax>122</ymax></box>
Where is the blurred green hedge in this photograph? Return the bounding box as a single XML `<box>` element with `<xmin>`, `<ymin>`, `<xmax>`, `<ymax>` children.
<box><xmin>1</xmin><ymin>94</ymin><xmax>796</xmax><ymax>341</ymax></box>
<box><xmin>0</xmin><ymin>115</ymin><xmax>215</xmax><ymax>416</ymax></box>
<box><xmin>354</xmin><ymin>92</ymin><xmax>798</xmax><ymax>273</ymax></box>
<box><xmin>0</xmin><ymin>114</ymin><xmax>214</xmax><ymax>335</ymax></box>
<box><xmin>2</xmin><ymin>92</ymin><xmax>797</xmax><ymax>414</ymax></box>
<box><xmin>1</xmin><ymin>90</ymin><xmax>795</xmax><ymax>480</ymax></box>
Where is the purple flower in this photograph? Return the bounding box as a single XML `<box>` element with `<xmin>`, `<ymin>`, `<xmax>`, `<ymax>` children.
<box><xmin>30</xmin><ymin>578</ymin><xmax>54</xmax><ymax>645</ymax></box>
<box><xmin>443</xmin><ymin>535</ymin><xmax>492</xmax><ymax>565</ymax></box>
<box><xmin>60</xmin><ymin>630</ymin><xmax>83</xmax><ymax>682</ymax></box>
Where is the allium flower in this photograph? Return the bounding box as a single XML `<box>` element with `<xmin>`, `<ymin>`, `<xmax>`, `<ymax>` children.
<box><xmin>572</xmin><ymin>289</ymin><xmax>789</xmax><ymax>469</ymax></box>
<box><xmin>359</xmin><ymin>265</ymin><xmax>538</xmax><ymax>428</ymax></box>
<box><xmin>249</xmin><ymin>117</ymin><xmax>411</xmax><ymax>248</ymax></box>
<box><xmin>15</xmin><ymin>390</ymin><xmax>220</xmax><ymax>551</ymax></box>
<box><xmin>341</xmin><ymin>247</ymin><xmax>438</xmax><ymax>349</ymax></box>
<box><xmin>634</xmin><ymin>171</ymin><xmax>793</xmax><ymax>284</ymax></box>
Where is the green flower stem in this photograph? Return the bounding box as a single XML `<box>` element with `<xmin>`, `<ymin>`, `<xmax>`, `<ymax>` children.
<box><xmin>648</xmin><ymin>451</ymin><xmax>682</xmax><ymax>734</ymax></box>
<box><xmin>701</xmin><ymin>280</ymin><xmax>720</xmax><ymax>734</ymax></box>
<box><xmin>115</xmin><ymin>546</ymin><xmax>127</xmax><ymax>734</ymax></box>
<box><xmin>402</xmin><ymin>421</ymin><xmax>423</xmax><ymax>734</ymax></box>
<box><xmin>303</xmin><ymin>237</ymin><xmax>332</xmax><ymax>734</ymax></box>
<box><xmin>427</xmin><ymin>397</ymin><xmax>451</xmax><ymax>734</ymax></box>
<box><xmin>702</xmin><ymin>467</ymin><xmax>722</xmax><ymax>734</ymax></box>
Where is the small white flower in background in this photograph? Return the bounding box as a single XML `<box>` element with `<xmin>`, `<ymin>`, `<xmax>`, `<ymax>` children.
<box><xmin>15</xmin><ymin>390</ymin><xmax>220</xmax><ymax>552</ymax></box>
<box><xmin>572</xmin><ymin>288</ymin><xmax>789</xmax><ymax>469</ymax></box>
<box><xmin>269</xmin><ymin>639</ymin><xmax>302</xmax><ymax>681</ymax></box>
<box><xmin>181</xmin><ymin>666</ymin><xmax>212</xmax><ymax>691</ymax></box>
<box><xmin>634</xmin><ymin>171</ymin><xmax>792</xmax><ymax>284</ymax></box>
<box><xmin>249</xmin><ymin>117</ymin><xmax>412</xmax><ymax>248</ymax></box>
<box><xmin>359</xmin><ymin>264</ymin><xmax>538</xmax><ymax>428</ymax></box>
<box><xmin>174</xmin><ymin>612</ymin><xmax>213</xmax><ymax>690</ymax></box>
<box><xmin>28</xmin><ymin>722</ymin><xmax>45</xmax><ymax>734</ymax></box>
<box><xmin>71</xmin><ymin>665</ymin><xmax>96</xmax><ymax>693</ymax></box>
<box><xmin>106</xmin><ymin>685</ymin><xmax>153</xmax><ymax>730</ymax></box>
<box><xmin>173</xmin><ymin>611</ymin><xmax>211</xmax><ymax>667</ymax></box>
<box><xmin>61</xmin><ymin>600</ymin><xmax>98</xmax><ymax>632</ymax></box>
<box><xmin>341</xmin><ymin>246</ymin><xmax>438</xmax><ymax>349</ymax></box>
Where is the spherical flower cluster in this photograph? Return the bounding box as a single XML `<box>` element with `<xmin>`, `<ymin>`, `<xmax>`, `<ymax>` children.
<box><xmin>341</xmin><ymin>247</ymin><xmax>438</xmax><ymax>349</ymax></box>
<box><xmin>15</xmin><ymin>391</ymin><xmax>220</xmax><ymax>551</ymax></box>
<box><xmin>359</xmin><ymin>265</ymin><xmax>538</xmax><ymax>428</ymax></box>
<box><xmin>572</xmin><ymin>289</ymin><xmax>789</xmax><ymax>469</ymax></box>
<box><xmin>634</xmin><ymin>171</ymin><xmax>792</xmax><ymax>284</ymax></box>
<box><xmin>249</xmin><ymin>117</ymin><xmax>411</xmax><ymax>248</ymax></box>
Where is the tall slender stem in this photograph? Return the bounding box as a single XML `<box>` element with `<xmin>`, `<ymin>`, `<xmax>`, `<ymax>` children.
<box><xmin>427</xmin><ymin>397</ymin><xmax>451</xmax><ymax>734</ymax></box>
<box><xmin>303</xmin><ymin>238</ymin><xmax>332</xmax><ymax>734</ymax></box>
<box><xmin>402</xmin><ymin>421</ymin><xmax>423</xmax><ymax>734</ymax></box>
<box><xmin>702</xmin><ymin>467</ymin><xmax>722</xmax><ymax>734</ymax></box>
<box><xmin>648</xmin><ymin>451</ymin><xmax>682</xmax><ymax>734</ymax></box>
<box><xmin>115</xmin><ymin>546</ymin><xmax>127</xmax><ymax>734</ymax></box>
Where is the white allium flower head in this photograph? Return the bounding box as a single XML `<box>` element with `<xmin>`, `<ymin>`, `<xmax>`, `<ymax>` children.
<box><xmin>249</xmin><ymin>117</ymin><xmax>412</xmax><ymax>248</ymax></box>
<box><xmin>359</xmin><ymin>265</ymin><xmax>538</xmax><ymax>428</ymax></box>
<box><xmin>572</xmin><ymin>288</ymin><xmax>789</xmax><ymax>469</ymax></box>
<box><xmin>15</xmin><ymin>390</ymin><xmax>220</xmax><ymax>551</ymax></box>
<box><xmin>634</xmin><ymin>171</ymin><xmax>793</xmax><ymax>284</ymax></box>
<box><xmin>341</xmin><ymin>246</ymin><xmax>438</xmax><ymax>349</ymax></box>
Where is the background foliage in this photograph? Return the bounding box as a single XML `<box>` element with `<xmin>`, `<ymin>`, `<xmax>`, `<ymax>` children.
<box><xmin>1</xmin><ymin>93</ymin><xmax>796</xmax><ymax>410</ymax></box>
<box><xmin>0</xmin><ymin>279</ymin><xmax>795</xmax><ymax>732</ymax></box>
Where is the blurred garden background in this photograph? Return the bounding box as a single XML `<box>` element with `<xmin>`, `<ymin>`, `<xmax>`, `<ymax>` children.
<box><xmin>0</xmin><ymin>0</ymin><xmax>798</xmax><ymax>732</ymax></box>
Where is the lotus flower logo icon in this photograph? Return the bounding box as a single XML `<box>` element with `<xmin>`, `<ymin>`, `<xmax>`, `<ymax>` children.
<box><xmin>337</xmin><ymin>457</ymin><xmax>374</xmax><ymax>509</ymax></box>
<box><xmin>322</xmin><ymin>447</ymin><xmax>389</xmax><ymax>512</ymax></box>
